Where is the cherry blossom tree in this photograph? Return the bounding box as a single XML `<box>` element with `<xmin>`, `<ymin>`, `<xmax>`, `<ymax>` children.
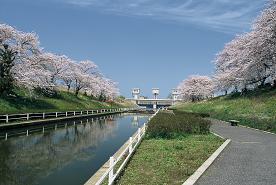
<box><xmin>96</xmin><ymin>77</ymin><xmax>119</xmax><ymax>101</ymax></box>
<box><xmin>177</xmin><ymin>75</ymin><xmax>214</xmax><ymax>102</ymax></box>
<box><xmin>251</xmin><ymin>0</ymin><xmax>276</xmax><ymax>87</ymax></box>
<box><xmin>60</xmin><ymin>61</ymin><xmax>76</xmax><ymax>92</ymax></box>
<box><xmin>0</xmin><ymin>24</ymin><xmax>43</xmax><ymax>93</ymax></box>
<box><xmin>213</xmin><ymin>32</ymin><xmax>256</xmax><ymax>93</ymax></box>
<box><xmin>214</xmin><ymin>0</ymin><xmax>276</xmax><ymax>93</ymax></box>
<box><xmin>70</xmin><ymin>60</ymin><xmax>99</xmax><ymax>96</ymax></box>
<box><xmin>39</xmin><ymin>53</ymin><xmax>72</xmax><ymax>85</ymax></box>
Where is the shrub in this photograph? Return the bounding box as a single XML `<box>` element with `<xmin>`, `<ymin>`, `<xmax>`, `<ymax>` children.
<box><xmin>146</xmin><ymin>110</ymin><xmax>211</xmax><ymax>139</ymax></box>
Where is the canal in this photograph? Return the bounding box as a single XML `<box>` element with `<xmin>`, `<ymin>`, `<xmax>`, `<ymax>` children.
<box><xmin>0</xmin><ymin>113</ymin><xmax>150</xmax><ymax>185</ymax></box>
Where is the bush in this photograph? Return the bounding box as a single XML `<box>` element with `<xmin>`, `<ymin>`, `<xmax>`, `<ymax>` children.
<box><xmin>146</xmin><ymin>110</ymin><xmax>211</xmax><ymax>139</ymax></box>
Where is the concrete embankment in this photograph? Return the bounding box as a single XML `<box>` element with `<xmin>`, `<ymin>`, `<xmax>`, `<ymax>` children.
<box><xmin>0</xmin><ymin>110</ymin><xmax>127</xmax><ymax>131</ymax></box>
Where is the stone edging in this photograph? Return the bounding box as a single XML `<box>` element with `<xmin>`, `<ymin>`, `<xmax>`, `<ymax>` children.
<box><xmin>182</xmin><ymin>138</ymin><xmax>231</xmax><ymax>185</ymax></box>
<box><xmin>238</xmin><ymin>124</ymin><xmax>276</xmax><ymax>136</ymax></box>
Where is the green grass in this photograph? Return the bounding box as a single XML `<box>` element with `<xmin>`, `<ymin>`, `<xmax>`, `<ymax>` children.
<box><xmin>0</xmin><ymin>88</ymin><xmax>134</xmax><ymax>114</ymax></box>
<box><xmin>147</xmin><ymin>110</ymin><xmax>211</xmax><ymax>138</ymax></box>
<box><xmin>116</xmin><ymin>134</ymin><xmax>224</xmax><ymax>185</ymax></box>
<box><xmin>113</xmin><ymin>110</ymin><xmax>223</xmax><ymax>185</ymax></box>
<box><xmin>173</xmin><ymin>88</ymin><xmax>276</xmax><ymax>133</ymax></box>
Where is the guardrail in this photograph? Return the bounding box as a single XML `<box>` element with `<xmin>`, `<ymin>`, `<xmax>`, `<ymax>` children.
<box><xmin>1</xmin><ymin>114</ymin><xmax>116</xmax><ymax>140</ymax></box>
<box><xmin>0</xmin><ymin>108</ymin><xmax>136</xmax><ymax>124</ymax></box>
<box><xmin>95</xmin><ymin>109</ymin><xmax>159</xmax><ymax>185</ymax></box>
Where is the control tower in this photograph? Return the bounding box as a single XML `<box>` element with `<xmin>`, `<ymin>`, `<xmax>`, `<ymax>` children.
<box><xmin>172</xmin><ymin>88</ymin><xmax>180</xmax><ymax>101</ymax></box>
<box><xmin>152</xmin><ymin>88</ymin><xmax>160</xmax><ymax>99</ymax></box>
<box><xmin>132</xmin><ymin>88</ymin><xmax>140</xmax><ymax>100</ymax></box>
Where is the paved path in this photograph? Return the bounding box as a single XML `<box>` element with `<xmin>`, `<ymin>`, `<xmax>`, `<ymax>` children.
<box><xmin>196</xmin><ymin>119</ymin><xmax>276</xmax><ymax>185</ymax></box>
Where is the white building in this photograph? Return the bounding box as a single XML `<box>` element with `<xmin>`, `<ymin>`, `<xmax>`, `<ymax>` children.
<box><xmin>132</xmin><ymin>88</ymin><xmax>140</xmax><ymax>100</ymax></box>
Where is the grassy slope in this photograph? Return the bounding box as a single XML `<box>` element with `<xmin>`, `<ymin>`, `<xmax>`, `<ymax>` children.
<box><xmin>0</xmin><ymin>90</ymin><xmax>134</xmax><ymax>114</ymax></box>
<box><xmin>116</xmin><ymin>135</ymin><xmax>223</xmax><ymax>185</ymax></box>
<box><xmin>174</xmin><ymin>88</ymin><xmax>276</xmax><ymax>133</ymax></box>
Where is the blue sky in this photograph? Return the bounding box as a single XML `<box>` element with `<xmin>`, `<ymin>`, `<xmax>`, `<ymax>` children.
<box><xmin>0</xmin><ymin>0</ymin><xmax>267</xmax><ymax>98</ymax></box>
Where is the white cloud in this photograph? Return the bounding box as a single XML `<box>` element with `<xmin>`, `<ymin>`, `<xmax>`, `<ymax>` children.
<box><xmin>62</xmin><ymin>0</ymin><xmax>267</xmax><ymax>33</ymax></box>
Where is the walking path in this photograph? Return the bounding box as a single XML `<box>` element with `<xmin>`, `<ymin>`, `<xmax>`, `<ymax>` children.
<box><xmin>196</xmin><ymin>119</ymin><xmax>276</xmax><ymax>185</ymax></box>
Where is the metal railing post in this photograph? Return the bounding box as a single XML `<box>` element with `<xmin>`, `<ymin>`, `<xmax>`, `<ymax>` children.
<box><xmin>74</xmin><ymin>111</ymin><xmax>76</xmax><ymax>116</ymax></box>
<box><xmin>5</xmin><ymin>133</ymin><xmax>8</xmax><ymax>140</ymax></box>
<box><xmin>144</xmin><ymin>123</ymin><xmax>146</xmax><ymax>132</ymax></box>
<box><xmin>138</xmin><ymin>128</ymin><xmax>141</xmax><ymax>141</ymax></box>
<box><xmin>56</xmin><ymin>112</ymin><xmax>58</xmax><ymax>118</ymax></box>
<box><xmin>43</xmin><ymin>113</ymin><xmax>45</xmax><ymax>119</ymax></box>
<box><xmin>129</xmin><ymin>137</ymin><xmax>133</xmax><ymax>153</ymax></box>
<box><xmin>109</xmin><ymin>156</ymin><xmax>114</xmax><ymax>184</ymax></box>
<box><xmin>66</xmin><ymin>112</ymin><xmax>68</xmax><ymax>117</ymax></box>
<box><xmin>81</xmin><ymin>111</ymin><xmax>83</xmax><ymax>115</ymax></box>
<box><xmin>26</xmin><ymin>113</ymin><xmax>29</xmax><ymax>120</ymax></box>
<box><xmin>6</xmin><ymin>115</ymin><xmax>8</xmax><ymax>123</ymax></box>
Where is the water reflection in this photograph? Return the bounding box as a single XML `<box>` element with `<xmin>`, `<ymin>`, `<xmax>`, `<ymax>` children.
<box><xmin>0</xmin><ymin>113</ymin><xmax>150</xmax><ymax>185</ymax></box>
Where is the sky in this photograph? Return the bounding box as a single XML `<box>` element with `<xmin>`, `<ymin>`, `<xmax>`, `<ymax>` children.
<box><xmin>0</xmin><ymin>0</ymin><xmax>267</xmax><ymax>98</ymax></box>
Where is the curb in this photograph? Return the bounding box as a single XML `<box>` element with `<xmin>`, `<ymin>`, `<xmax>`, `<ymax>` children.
<box><xmin>238</xmin><ymin>124</ymin><xmax>276</xmax><ymax>136</ymax></box>
<box><xmin>210</xmin><ymin>131</ymin><xmax>225</xmax><ymax>139</ymax></box>
<box><xmin>182</xmin><ymin>138</ymin><xmax>231</xmax><ymax>185</ymax></box>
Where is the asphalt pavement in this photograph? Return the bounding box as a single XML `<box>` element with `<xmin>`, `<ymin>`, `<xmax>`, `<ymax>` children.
<box><xmin>196</xmin><ymin>119</ymin><xmax>276</xmax><ymax>185</ymax></box>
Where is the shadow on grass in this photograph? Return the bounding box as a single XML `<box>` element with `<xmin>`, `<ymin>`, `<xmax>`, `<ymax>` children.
<box><xmin>0</xmin><ymin>95</ymin><xmax>57</xmax><ymax>113</ymax></box>
<box><xmin>225</xmin><ymin>87</ymin><xmax>276</xmax><ymax>100</ymax></box>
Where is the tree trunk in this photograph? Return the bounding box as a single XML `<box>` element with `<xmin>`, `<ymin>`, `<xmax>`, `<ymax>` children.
<box><xmin>224</xmin><ymin>90</ymin><xmax>228</xmax><ymax>95</ymax></box>
<box><xmin>260</xmin><ymin>77</ymin><xmax>267</xmax><ymax>87</ymax></box>
<box><xmin>75</xmin><ymin>88</ymin><xmax>80</xmax><ymax>96</ymax></box>
<box><xmin>67</xmin><ymin>85</ymin><xmax>70</xmax><ymax>92</ymax></box>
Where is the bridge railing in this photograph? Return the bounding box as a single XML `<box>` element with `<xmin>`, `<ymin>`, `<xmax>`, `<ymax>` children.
<box><xmin>0</xmin><ymin>108</ymin><xmax>136</xmax><ymax>124</ymax></box>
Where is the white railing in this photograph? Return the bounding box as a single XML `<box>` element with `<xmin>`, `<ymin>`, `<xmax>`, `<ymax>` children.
<box><xmin>0</xmin><ymin>108</ymin><xmax>137</xmax><ymax>124</ymax></box>
<box><xmin>95</xmin><ymin>109</ymin><xmax>159</xmax><ymax>185</ymax></box>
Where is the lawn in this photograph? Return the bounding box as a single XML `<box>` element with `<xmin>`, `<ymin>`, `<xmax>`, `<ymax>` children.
<box><xmin>114</xmin><ymin>110</ymin><xmax>224</xmax><ymax>185</ymax></box>
<box><xmin>116</xmin><ymin>134</ymin><xmax>223</xmax><ymax>185</ymax></box>
<box><xmin>173</xmin><ymin>88</ymin><xmax>276</xmax><ymax>133</ymax></box>
<box><xmin>0</xmin><ymin>89</ymin><xmax>133</xmax><ymax>114</ymax></box>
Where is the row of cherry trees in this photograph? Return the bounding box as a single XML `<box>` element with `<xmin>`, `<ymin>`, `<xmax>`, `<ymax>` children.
<box><xmin>0</xmin><ymin>24</ymin><xmax>119</xmax><ymax>100</ymax></box>
<box><xmin>177</xmin><ymin>1</ymin><xmax>276</xmax><ymax>101</ymax></box>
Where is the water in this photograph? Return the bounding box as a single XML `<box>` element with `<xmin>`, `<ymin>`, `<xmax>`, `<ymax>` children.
<box><xmin>0</xmin><ymin>113</ymin><xmax>150</xmax><ymax>185</ymax></box>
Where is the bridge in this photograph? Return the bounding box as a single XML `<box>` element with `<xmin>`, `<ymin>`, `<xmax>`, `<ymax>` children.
<box><xmin>131</xmin><ymin>98</ymin><xmax>178</xmax><ymax>109</ymax></box>
<box><xmin>129</xmin><ymin>88</ymin><xmax>181</xmax><ymax>109</ymax></box>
